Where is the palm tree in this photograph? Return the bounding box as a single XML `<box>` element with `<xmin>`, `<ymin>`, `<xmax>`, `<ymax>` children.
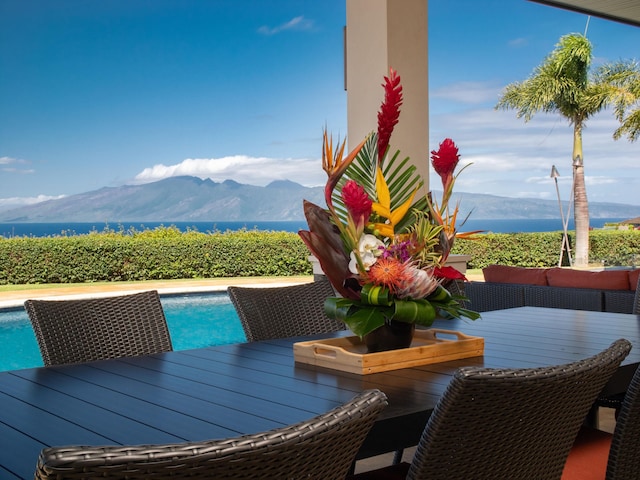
<box><xmin>496</xmin><ymin>33</ymin><xmax>639</xmax><ymax>267</ymax></box>
<box><xmin>595</xmin><ymin>61</ymin><xmax>640</xmax><ymax>142</ymax></box>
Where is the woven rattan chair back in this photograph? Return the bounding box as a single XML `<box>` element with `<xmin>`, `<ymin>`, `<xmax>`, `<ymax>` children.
<box><xmin>34</xmin><ymin>389</ymin><xmax>387</xmax><ymax>480</ymax></box>
<box><xmin>633</xmin><ymin>275</ymin><xmax>640</xmax><ymax>314</ymax></box>
<box><xmin>606</xmin><ymin>363</ymin><xmax>640</xmax><ymax>479</ymax></box>
<box><xmin>227</xmin><ymin>277</ymin><xmax>345</xmax><ymax>342</ymax></box>
<box><xmin>25</xmin><ymin>290</ymin><xmax>173</xmax><ymax>366</ymax></box>
<box><xmin>402</xmin><ymin>339</ymin><xmax>631</xmax><ymax>480</ymax></box>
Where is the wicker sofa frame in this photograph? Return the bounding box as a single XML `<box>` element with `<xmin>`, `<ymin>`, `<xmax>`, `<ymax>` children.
<box><xmin>463</xmin><ymin>280</ymin><xmax>638</xmax><ymax>313</ymax></box>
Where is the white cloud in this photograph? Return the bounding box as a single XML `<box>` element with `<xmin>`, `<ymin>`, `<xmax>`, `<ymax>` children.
<box><xmin>0</xmin><ymin>156</ymin><xmax>34</xmax><ymax>174</ymax></box>
<box><xmin>428</xmin><ymin>99</ymin><xmax>640</xmax><ymax>206</ymax></box>
<box><xmin>133</xmin><ymin>155</ymin><xmax>326</xmax><ymax>187</ymax></box>
<box><xmin>0</xmin><ymin>194</ymin><xmax>66</xmax><ymax>209</ymax></box>
<box><xmin>508</xmin><ymin>37</ymin><xmax>529</xmax><ymax>48</ymax></box>
<box><xmin>431</xmin><ymin>81</ymin><xmax>503</xmax><ymax>105</ymax></box>
<box><xmin>257</xmin><ymin>16</ymin><xmax>314</xmax><ymax>35</ymax></box>
<box><xmin>584</xmin><ymin>176</ymin><xmax>619</xmax><ymax>186</ymax></box>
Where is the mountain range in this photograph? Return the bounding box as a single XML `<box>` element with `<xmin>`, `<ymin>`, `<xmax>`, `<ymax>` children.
<box><xmin>1</xmin><ymin>176</ymin><xmax>638</xmax><ymax>222</ymax></box>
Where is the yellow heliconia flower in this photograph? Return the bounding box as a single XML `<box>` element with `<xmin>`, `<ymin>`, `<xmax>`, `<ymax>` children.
<box><xmin>370</xmin><ymin>167</ymin><xmax>417</xmax><ymax>238</ymax></box>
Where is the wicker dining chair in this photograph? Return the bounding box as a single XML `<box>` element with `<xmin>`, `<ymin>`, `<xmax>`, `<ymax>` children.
<box><xmin>34</xmin><ymin>389</ymin><xmax>388</xmax><ymax>480</ymax></box>
<box><xmin>25</xmin><ymin>290</ymin><xmax>173</xmax><ymax>366</ymax></box>
<box><xmin>594</xmin><ymin>276</ymin><xmax>640</xmax><ymax>415</ymax></box>
<box><xmin>562</xmin><ymin>362</ymin><xmax>640</xmax><ymax>480</ymax></box>
<box><xmin>349</xmin><ymin>339</ymin><xmax>632</xmax><ymax>480</ymax></box>
<box><xmin>227</xmin><ymin>276</ymin><xmax>345</xmax><ymax>342</ymax></box>
<box><xmin>633</xmin><ymin>275</ymin><xmax>640</xmax><ymax>314</ymax></box>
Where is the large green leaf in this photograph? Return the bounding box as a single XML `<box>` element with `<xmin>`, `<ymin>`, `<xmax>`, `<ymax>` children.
<box><xmin>393</xmin><ymin>298</ymin><xmax>436</xmax><ymax>325</ymax></box>
<box><xmin>341</xmin><ymin>305</ymin><xmax>389</xmax><ymax>337</ymax></box>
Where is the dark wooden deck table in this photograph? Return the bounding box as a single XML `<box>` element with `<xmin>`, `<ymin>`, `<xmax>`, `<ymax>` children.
<box><xmin>1</xmin><ymin>306</ymin><xmax>639</xmax><ymax>479</ymax></box>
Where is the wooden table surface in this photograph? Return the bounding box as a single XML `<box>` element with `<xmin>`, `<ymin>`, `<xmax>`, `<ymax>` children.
<box><xmin>1</xmin><ymin>307</ymin><xmax>639</xmax><ymax>479</ymax></box>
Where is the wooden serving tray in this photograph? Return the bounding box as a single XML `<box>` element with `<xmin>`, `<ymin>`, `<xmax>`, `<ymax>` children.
<box><xmin>293</xmin><ymin>329</ymin><xmax>484</xmax><ymax>375</ymax></box>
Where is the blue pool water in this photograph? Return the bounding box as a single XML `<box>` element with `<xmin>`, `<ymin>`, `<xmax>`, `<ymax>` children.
<box><xmin>0</xmin><ymin>292</ymin><xmax>246</xmax><ymax>372</ymax></box>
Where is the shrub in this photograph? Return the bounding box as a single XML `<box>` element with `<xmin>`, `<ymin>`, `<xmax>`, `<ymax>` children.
<box><xmin>452</xmin><ymin>229</ymin><xmax>640</xmax><ymax>269</ymax></box>
<box><xmin>0</xmin><ymin>227</ymin><xmax>312</xmax><ymax>285</ymax></box>
<box><xmin>1</xmin><ymin>226</ymin><xmax>639</xmax><ymax>285</ymax></box>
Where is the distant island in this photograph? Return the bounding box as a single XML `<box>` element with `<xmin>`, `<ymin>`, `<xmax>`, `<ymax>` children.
<box><xmin>0</xmin><ymin>175</ymin><xmax>638</xmax><ymax>222</ymax></box>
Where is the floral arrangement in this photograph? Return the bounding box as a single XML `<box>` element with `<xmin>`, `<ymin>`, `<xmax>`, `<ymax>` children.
<box><xmin>299</xmin><ymin>68</ymin><xmax>479</xmax><ymax>339</ymax></box>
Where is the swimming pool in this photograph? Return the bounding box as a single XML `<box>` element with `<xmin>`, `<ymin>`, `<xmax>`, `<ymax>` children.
<box><xmin>0</xmin><ymin>292</ymin><xmax>246</xmax><ymax>372</ymax></box>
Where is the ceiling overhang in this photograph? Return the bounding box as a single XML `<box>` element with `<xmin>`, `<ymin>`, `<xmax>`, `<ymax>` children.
<box><xmin>529</xmin><ymin>0</ymin><xmax>640</xmax><ymax>27</ymax></box>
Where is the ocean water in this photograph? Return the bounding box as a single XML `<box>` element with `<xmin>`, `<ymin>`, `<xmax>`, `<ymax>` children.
<box><xmin>0</xmin><ymin>218</ymin><xmax>628</xmax><ymax>238</ymax></box>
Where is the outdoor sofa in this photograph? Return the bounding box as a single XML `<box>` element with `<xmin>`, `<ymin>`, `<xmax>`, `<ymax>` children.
<box><xmin>463</xmin><ymin>265</ymin><xmax>640</xmax><ymax>314</ymax></box>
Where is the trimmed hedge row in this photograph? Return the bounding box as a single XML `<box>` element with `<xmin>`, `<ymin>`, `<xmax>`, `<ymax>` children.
<box><xmin>451</xmin><ymin>229</ymin><xmax>640</xmax><ymax>269</ymax></box>
<box><xmin>0</xmin><ymin>227</ymin><xmax>312</xmax><ymax>285</ymax></box>
<box><xmin>1</xmin><ymin>227</ymin><xmax>639</xmax><ymax>285</ymax></box>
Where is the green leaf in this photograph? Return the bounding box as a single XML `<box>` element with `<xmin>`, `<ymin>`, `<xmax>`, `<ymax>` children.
<box><xmin>323</xmin><ymin>297</ymin><xmax>355</xmax><ymax>320</ymax></box>
<box><xmin>341</xmin><ymin>306</ymin><xmax>389</xmax><ymax>337</ymax></box>
<box><xmin>393</xmin><ymin>299</ymin><xmax>436</xmax><ymax>326</ymax></box>
<box><xmin>360</xmin><ymin>283</ymin><xmax>393</xmax><ymax>306</ymax></box>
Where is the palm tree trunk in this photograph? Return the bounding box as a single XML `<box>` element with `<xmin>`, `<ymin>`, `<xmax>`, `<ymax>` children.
<box><xmin>572</xmin><ymin>123</ymin><xmax>590</xmax><ymax>267</ymax></box>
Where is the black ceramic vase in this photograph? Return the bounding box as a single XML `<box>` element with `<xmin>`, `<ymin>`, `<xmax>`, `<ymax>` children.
<box><xmin>364</xmin><ymin>320</ymin><xmax>416</xmax><ymax>353</ymax></box>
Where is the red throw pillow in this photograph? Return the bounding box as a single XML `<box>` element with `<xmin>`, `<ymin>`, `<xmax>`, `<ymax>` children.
<box><xmin>546</xmin><ymin>268</ymin><xmax>630</xmax><ymax>290</ymax></box>
<box><xmin>482</xmin><ymin>265</ymin><xmax>548</xmax><ymax>286</ymax></box>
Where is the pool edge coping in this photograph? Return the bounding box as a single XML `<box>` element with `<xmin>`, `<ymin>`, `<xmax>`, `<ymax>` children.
<box><xmin>0</xmin><ymin>276</ymin><xmax>314</xmax><ymax>310</ymax></box>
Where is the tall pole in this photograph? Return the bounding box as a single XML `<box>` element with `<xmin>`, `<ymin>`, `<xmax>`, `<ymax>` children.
<box><xmin>550</xmin><ymin>165</ymin><xmax>573</xmax><ymax>267</ymax></box>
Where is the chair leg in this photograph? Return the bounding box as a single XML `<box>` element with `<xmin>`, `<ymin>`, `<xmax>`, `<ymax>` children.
<box><xmin>392</xmin><ymin>449</ymin><xmax>404</xmax><ymax>465</ymax></box>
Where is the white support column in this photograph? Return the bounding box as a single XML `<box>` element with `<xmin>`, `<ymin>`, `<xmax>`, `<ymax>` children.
<box><xmin>345</xmin><ymin>0</ymin><xmax>430</xmax><ymax>187</ymax></box>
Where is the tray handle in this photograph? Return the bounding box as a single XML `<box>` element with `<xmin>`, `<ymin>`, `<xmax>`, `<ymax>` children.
<box><xmin>422</xmin><ymin>328</ymin><xmax>474</xmax><ymax>341</ymax></box>
<box><xmin>310</xmin><ymin>343</ymin><xmax>355</xmax><ymax>360</ymax></box>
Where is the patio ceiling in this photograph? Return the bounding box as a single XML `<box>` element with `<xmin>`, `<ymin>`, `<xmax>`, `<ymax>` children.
<box><xmin>529</xmin><ymin>0</ymin><xmax>640</xmax><ymax>27</ymax></box>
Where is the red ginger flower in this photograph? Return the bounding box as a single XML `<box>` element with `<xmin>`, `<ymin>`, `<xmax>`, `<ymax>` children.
<box><xmin>377</xmin><ymin>68</ymin><xmax>403</xmax><ymax>164</ymax></box>
<box><xmin>430</xmin><ymin>138</ymin><xmax>460</xmax><ymax>190</ymax></box>
<box><xmin>341</xmin><ymin>180</ymin><xmax>372</xmax><ymax>225</ymax></box>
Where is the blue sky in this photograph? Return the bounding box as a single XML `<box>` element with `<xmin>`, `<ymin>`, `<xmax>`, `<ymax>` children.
<box><xmin>1</xmin><ymin>0</ymin><xmax>640</xmax><ymax>213</ymax></box>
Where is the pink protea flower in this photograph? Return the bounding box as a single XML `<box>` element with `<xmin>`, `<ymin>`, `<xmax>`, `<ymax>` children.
<box><xmin>341</xmin><ymin>180</ymin><xmax>372</xmax><ymax>225</ymax></box>
<box><xmin>377</xmin><ymin>68</ymin><xmax>403</xmax><ymax>164</ymax></box>
<box><xmin>430</xmin><ymin>138</ymin><xmax>460</xmax><ymax>194</ymax></box>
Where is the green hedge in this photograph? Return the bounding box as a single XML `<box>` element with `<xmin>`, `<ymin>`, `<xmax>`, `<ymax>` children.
<box><xmin>451</xmin><ymin>229</ymin><xmax>640</xmax><ymax>269</ymax></box>
<box><xmin>0</xmin><ymin>226</ymin><xmax>312</xmax><ymax>285</ymax></box>
<box><xmin>1</xmin><ymin>226</ymin><xmax>639</xmax><ymax>285</ymax></box>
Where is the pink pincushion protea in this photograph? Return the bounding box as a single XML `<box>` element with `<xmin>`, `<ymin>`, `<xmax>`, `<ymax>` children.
<box><xmin>365</xmin><ymin>257</ymin><xmax>409</xmax><ymax>294</ymax></box>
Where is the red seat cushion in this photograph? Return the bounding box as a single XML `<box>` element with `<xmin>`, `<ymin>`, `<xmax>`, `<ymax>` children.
<box><xmin>547</xmin><ymin>268</ymin><xmax>631</xmax><ymax>290</ymax></box>
<box><xmin>629</xmin><ymin>269</ymin><xmax>640</xmax><ymax>291</ymax></box>
<box><xmin>482</xmin><ymin>265</ymin><xmax>548</xmax><ymax>286</ymax></box>
<box><xmin>561</xmin><ymin>426</ymin><xmax>612</xmax><ymax>480</ymax></box>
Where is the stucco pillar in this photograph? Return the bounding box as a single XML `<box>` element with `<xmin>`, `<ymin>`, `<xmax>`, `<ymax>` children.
<box><xmin>345</xmin><ymin>0</ymin><xmax>430</xmax><ymax>188</ymax></box>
